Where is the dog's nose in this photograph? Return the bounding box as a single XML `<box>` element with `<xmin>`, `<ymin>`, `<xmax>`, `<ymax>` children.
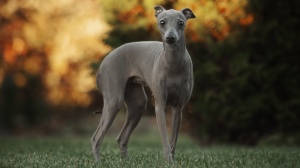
<box><xmin>167</xmin><ymin>36</ymin><xmax>175</xmax><ymax>41</ymax></box>
<box><xmin>166</xmin><ymin>36</ymin><xmax>176</xmax><ymax>44</ymax></box>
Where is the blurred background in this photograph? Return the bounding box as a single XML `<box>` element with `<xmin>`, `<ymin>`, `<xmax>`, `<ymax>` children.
<box><xmin>0</xmin><ymin>0</ymin><xmax>299</xmax><ymax>145</ymax></box>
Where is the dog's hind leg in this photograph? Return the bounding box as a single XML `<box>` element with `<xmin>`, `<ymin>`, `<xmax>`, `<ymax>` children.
<box><xmin>90</xmin><ymin>96</ymin><xmax>123</xmax><ymax>161</ymax></box>
<box><xmin>116</xmin><ymin>83</ymin><xmax>147</xmax><ymax>158</ymax></box>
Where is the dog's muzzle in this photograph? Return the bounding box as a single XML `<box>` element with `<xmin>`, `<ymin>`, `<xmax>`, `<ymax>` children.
<box><xmin>164</xmin><ymin>30</ymin><xmax>178</xmax><ymax>44</ymax></box>
<box><xmin>166</xmin><ymin>36</ymin><xmax>176</xmax><ymax>44</ymax></box>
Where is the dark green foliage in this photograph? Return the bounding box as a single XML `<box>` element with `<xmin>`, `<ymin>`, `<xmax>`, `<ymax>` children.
<box><xmin>187</xmin><ymin>0</ymin><xmax>300</xmax><ymax>144</ymax></box>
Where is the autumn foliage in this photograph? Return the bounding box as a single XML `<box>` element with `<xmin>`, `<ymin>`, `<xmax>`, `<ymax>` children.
<box><xmin>0</xmin><ymin>0</ymin><xmax>110</xmax><ymax>131</ymax></box>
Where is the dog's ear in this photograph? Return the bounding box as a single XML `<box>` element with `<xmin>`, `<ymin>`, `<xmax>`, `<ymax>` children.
<box><xmin>181</xmin><ymin>8</ymin><xmax>196</xmax><ymax>19</ymax></box>
<box><xmin>154</xmin><ymin>5</ymin><xmax>165</xmax><ymax>18</ymax></box>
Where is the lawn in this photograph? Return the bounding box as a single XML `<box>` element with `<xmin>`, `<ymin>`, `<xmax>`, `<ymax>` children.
<box><xmin>1</xmin><ymin>134</ymin><xmax>300</xmax><ymax>168</ymax></box>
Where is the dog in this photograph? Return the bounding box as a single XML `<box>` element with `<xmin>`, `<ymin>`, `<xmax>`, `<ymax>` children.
<box><xmin>91</xmin><ymin>5</ymin><xmax>195</xmax><ymax>162</ymax></box>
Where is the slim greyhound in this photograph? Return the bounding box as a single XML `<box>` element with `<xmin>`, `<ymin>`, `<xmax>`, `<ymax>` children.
<box><xmin>91</xmin><ymin>6</ymin><xmax>195</xmax><ymax>162</ymax></box>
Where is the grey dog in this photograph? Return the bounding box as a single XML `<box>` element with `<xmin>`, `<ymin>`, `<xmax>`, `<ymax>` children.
<box><xmin>91</xmin><ymin>5</ymin><xmax>195</xmax><ymax>162</ymax></box>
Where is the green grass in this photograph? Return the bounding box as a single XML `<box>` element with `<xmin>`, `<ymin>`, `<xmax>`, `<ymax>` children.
<box><xmin>1</xmin><ymin>135</ymin><xmax>300</xmax><ymax>168</ymax></box>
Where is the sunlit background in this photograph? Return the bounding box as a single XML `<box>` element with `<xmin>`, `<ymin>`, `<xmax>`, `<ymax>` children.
<box><xmin>1</xmin><ymin>0</ymin><xmax>299</xmax><ymax>145</ymax></box>
<box><xmin>1</xmin><ymin>0</ymin><xmax>110</xmax><ymax>106</ymax></box>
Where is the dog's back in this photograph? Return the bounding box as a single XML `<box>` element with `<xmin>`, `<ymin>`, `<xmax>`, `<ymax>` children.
<box><xmin>96</xmin><ymin>41</ymin><xmax>163</xmax><ymax>93</ymax></box>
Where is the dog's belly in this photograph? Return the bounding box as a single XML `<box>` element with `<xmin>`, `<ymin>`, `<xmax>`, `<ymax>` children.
<box><xmin>127</xmin><ymin>76</ymin><xmax>147</xmax><ymax>86</ymax></box>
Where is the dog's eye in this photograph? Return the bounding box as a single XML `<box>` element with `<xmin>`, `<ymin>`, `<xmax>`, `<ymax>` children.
<box><xmin>178</xmin><ymin>21</ymin><xmax>184</xmax><ymax>27</ymax></box>
<box><xmin>160</xmin><ymin>20</ymin><xmax>166</xmax><ymax>26</ymax></box>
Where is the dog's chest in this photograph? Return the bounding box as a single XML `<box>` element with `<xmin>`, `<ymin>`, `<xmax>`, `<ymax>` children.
<box><xmin>166</xmin><ymin>74</ymin><xmax>191</xmax><ymax>106</ymax></box>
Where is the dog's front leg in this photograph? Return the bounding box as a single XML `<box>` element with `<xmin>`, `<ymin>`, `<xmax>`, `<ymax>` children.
<box><xmin>170</xmin><ymin>106</ymin><xmax>183</xmax><ymax>160</ymax></box>
<box><xmin>155</xmin><ymin>102</ymin><xmax>173</xmax><ymax>162</ymax></box>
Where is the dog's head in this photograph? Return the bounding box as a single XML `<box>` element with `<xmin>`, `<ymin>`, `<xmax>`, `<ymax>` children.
<box><xmin>154</xmin><ymin>6</ymin><xmax>195</xmax><ymax>45</ymax></box>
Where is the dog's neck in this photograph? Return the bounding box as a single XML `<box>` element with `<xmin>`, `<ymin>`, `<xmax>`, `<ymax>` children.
<box><xmin>162</xmin><ymin>35</ymin><xmax>187</xmax><ymax>71</ymax></box>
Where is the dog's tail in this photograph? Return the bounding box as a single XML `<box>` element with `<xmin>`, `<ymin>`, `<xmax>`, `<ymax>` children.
<box><xmin>92</xmin><ymin>109</ymin><xmax>102</xmax><ymax>114</ymax></box>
